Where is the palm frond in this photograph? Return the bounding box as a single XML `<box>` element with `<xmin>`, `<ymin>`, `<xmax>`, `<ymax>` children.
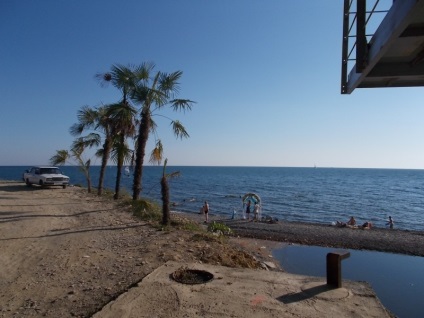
<box><xmin>131</xmin><ymin>85</ymin><xmax>150</xmax><ymax>104</ymax></box>
<box><xmin>84</xmin><ymin>133</ymin><xmax>102</xmax><ymax>147</ymax></box>
<box><xmin>95</xmin><ymin>148</ymin><xmax>104</xmax><ymax>158</ymax></box>
<box><xmin>149</xmin><ymin>117</ymin><xmax>158</xmax><ymax>134</ymax></box>
<box><xmin>69</xmin><ymin>123</ymin><xmax>85</xmax><ymax>136</ymax></box>
<box><xmin>167</xmin><ymin>171</ymin><xmax>181</xmax><ymax>179</ymax></box>
<box><xmin>170</xmin><ymin>99</ymin><xmax>195</xmax><ymax>112</ymax></box>
<box><xmin>158</xmin><ymin>71</ymin><xmax>182</xmax><ymax>98</ymax></box>
<box><xmin>111</xmin><ymin>64</ymin><xmax>136</xmax><ymax>90</ymax></box>
<box><xmin>105</xmin><ymin>102</ymin><xmax>138</xmax><ymax>141</ymax></box>
<box><xmin>50</xmin><ymin>150</ymin><xmax>70</xmax><ymax>166</ymax></box>
<box><xmin>77</xmin><ymin>105</ymin><xmax>99</xmax><ymax>125</ymax></box>
<box><xmin>132</xmin><ymin>62</ymin><xmax>155</xmax><ymax>83</ymax></box>
<box><xmin>171</xmin><ymin>120</ymin><xmax>190</xmax><ymax>139</ymax></box>
<box><xmin>149</xmin><ymin>140</ymin><xmax>163</xmax><ymax>165</ymax></box>
<box><xmin>71</xmin><ymin>138</ymin><xmax>86</xmax><ymax>156</ymax></box>
<box><xmin>109</xmin><ymin>141</ymin><xmax>132</xmax><ymax>165</ymax></box>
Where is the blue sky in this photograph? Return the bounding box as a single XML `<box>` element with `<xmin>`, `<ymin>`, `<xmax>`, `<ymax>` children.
<box><xmin>1</xmin><ymin>0</ymin><xmax>423</xmax><ymax>168</ymax></box>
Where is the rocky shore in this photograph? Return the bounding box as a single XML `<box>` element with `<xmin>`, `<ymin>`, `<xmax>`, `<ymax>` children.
<box><xmin>180</xmin><ymin>211</ymin><xmax>424</xmax><ymax>256</ymax></box>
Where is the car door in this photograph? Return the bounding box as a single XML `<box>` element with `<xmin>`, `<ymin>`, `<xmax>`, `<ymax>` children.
<box><xmin>29</xmin><ymin>168</ymin><xmax>38</xmax><ymax>183</ymax></box>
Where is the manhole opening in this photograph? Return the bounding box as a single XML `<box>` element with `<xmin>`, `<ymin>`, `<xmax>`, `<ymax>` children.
<box><xmin>172</xmin><ymin>267</ymin><xmax>214</xmax><ymax>285</ymax></box>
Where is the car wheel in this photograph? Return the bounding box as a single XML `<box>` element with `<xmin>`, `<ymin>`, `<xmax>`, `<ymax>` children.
<box><xmin>25</xmin><ymin>179</ymin><xmax>31</xmax><ymax>187</ymax></box>
<box><xmin>39</xmin><ymin>180</ymin><xmax>44</xmax><ymax>186</ymax></box>
<box><xmin>63</xmin><ymin>185</ymin><xmax>67</xmax><ymax>189</ymax></box>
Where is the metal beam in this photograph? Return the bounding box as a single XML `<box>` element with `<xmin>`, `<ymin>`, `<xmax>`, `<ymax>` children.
<box><xmin>341</xmin><ymin>0</ymin><xmax>350</xmax><ymax>94</ymax></box>
<box><xmin>356</xmin><ymin>0</ymin><xmax>367</xmax><ymax>72</ymax></box>
<box><xmin>367</xmin><ymin>62</ymin><xmax>424</xmax><ymax>77</ymax></box>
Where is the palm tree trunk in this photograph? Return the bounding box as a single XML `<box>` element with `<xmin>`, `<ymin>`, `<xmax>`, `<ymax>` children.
<box><xmin>114</xmin><ymin>135</ymin><xmax>125</xmax><ymax>200</ymax></box>
<box><xmin>132</xmin><ymin>110</ymin><xmax>150</xmax><ymax>200</ymax></box>
<box><xmin>87</xmin><ymin>178</ymin><xmax>92</xmax><ymax>193</ymax></box>
<box><xmin>98</xmin><ymin>138</ymin><xmax>112</xmax><ymax>196</ymax></box>
<box><xmin>114</xmin><ymin>162</ymin><xmax>122</xmax><ymax>200</ymax></box>
<box><xmin>86</xmin><ymin>168</ymin><xmax>92</xmax><ymax>193</ymax></box>
<box><xmin>161</xmin><ymin>175</ymin><xmax>170</xmax><ymax>225</ymax></box>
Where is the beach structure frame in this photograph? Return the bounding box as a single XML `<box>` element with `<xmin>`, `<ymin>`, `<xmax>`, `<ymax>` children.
<box><xmin>341</xmin><ymin>0</ymin><xmax>424</xmax><ymax>94</ymax></box>
<box><xmin>241</xmin><ymin>192</ymin><xmax>262</xmax><ymax>220</ymax></box>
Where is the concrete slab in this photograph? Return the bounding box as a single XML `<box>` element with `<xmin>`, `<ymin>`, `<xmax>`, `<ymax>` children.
<box><xmin>93</xmin><ymin>261</ymin><xmax>393</xmax><ymax>318</ymax></box>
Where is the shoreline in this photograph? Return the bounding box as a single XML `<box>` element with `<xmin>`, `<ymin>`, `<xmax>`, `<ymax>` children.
<box><xmin>177</xmin><ymin>211</ymin><xmax>424</xmax><ymax>257</ymax></box>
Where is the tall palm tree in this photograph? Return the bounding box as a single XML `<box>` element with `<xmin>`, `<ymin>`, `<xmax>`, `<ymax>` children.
<box><xmin>105</xmin><ymin>102</ymin><xmax>137</xmax><ymax>199</ymax></box>
<box><xmin>70</xmin><ymin>105</ymin><xmax>113</xmax><ymax>196</ymax></box>
<box><xmin>96</xmin><ymin>64</ymin><xmax>151</xmax><ymax>196</ymax></box>
<box><xmin>131</xmin><ymin>66</ymin><xmax>195</xmax><ymax>200</ymax></box>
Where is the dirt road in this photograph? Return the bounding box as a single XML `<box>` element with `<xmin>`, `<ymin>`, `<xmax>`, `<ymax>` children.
<box><xmin>0</xmin><ymin>182</ymin><xmax>269</xmax><ymax>317</ymax></box>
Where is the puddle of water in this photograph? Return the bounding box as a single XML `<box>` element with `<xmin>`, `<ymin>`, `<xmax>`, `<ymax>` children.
<box><xmin>273</xmin><ymin>245</ymin><xmax>424</xmax><ymax>318</ymax></box>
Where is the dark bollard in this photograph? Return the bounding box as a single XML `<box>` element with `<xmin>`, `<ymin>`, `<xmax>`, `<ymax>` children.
<box><xmin>326</xmin><ymin>251</ymin><xmax>350</xmax><ymax>288</ymax></box>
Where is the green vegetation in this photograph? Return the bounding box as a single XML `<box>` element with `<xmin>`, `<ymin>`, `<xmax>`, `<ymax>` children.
<box><xmin>129</xmin><ymin>198</ymin><xmax>162</xmax><ymax>223</ymax></box>
<box><xmin>123</xmin><ymin>196</ymin><xmax>233</xmax><ymax>237</ymax></box>
<box><xmin>207</xmin><ymin>222</ymin><xmax>233</xmax><ymax>235</ymax></box>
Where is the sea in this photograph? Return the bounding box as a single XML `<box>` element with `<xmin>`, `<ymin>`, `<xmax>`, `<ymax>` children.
<box><xmin>2</xmin><ymin>165</ymin><xmax>424</xmax><ymax>231</ymax></box>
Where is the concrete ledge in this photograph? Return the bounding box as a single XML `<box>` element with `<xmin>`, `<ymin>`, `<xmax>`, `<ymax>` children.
<box><xmin>94</xmin><ymin>261</ymin><xmax>393</xmax><ymax>318</ymax></box>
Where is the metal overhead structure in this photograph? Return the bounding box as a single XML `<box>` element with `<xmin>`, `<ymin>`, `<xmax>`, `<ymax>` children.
<box><xmin>341</xmin><ymin>0</ymin><xmax>424</xmax><ymax>94</ymax></box>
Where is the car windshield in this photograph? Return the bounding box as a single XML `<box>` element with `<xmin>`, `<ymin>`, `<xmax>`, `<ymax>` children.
<box><xmin>40</xmin><ymin>168</ymin><xmax>61</xmax><ymax>174</ymax></box>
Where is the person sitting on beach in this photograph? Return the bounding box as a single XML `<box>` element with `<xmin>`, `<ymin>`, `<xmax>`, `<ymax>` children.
<box><xmin>386</xmin><ymin>216</ymin><xmax>394</xmax><ymax>229</ymax></box>
<box><xmin>362</xmin><ymin>221</ymin><xmax>373</xmax><ymax>229</ymax></box>
<box><xmin>336</xmin><ymin>221</ymin><xmax>347</xmax><ymax>227</ymax></box>
<box><xmin>335</xmin><ymin>216</ymin><xmax>355</xmax><ymax>228</ymax></box>
<box><xmin>347</xmin><ymin>216</ymin><xmax>356</xmax><ymax>226</ymax></box>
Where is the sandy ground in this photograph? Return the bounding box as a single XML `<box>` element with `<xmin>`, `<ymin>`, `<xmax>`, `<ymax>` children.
<box><xmin>0</xmin><ymin>181</ymin><xmax>393</xmax><ymax>317</ymax></box>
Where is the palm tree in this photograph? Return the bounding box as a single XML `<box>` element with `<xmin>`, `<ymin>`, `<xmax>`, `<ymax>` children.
<box><xmin>96</xmin><ymin>64</ymin><xmax>151</xmax><ymax>196</ymax></box>
<box><xmin>50</xmin><ymin>135</ymin><xmax>100</xmax><ymax>193</ymax></box>
<box><xmin>105</xmin><ymin>102</ymin><xmax>138</xmax><ymax>199</ymax></box>
<box><xmin>160</xmin><ymin>159</ymin><xmax>180</xmax><ymax>225</ymax></box>
<box><xmin>131</xmin><ymin>66</ymin><xmax>195</xmax><ymax>200</ymax></box>
<box><xmin>70</xmin><ymin>105</ymin><xmax>113</xmax><ymax>196</ymax></box>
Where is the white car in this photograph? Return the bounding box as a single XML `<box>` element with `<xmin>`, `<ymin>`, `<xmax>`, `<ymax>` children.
<box><xmin>23</xmin><ymin>166</ymin><xmax>70</xmax><ymax>189</ymax></box>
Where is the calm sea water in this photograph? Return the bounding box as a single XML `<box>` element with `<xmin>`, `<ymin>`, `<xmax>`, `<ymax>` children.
<box><xmin>2</xmin><ymin>166</ymin><xmax>424</xmax><ymax>231</ymax></box>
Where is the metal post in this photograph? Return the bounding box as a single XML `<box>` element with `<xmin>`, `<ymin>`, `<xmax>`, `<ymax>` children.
<box><xmin>326</xmin><ymin>251</ymin><xmax>350</xmax><ymax>288</ymax></box>
<box><xmin>341</xmin><ymin>0</ymin><xmax>350</xmax><ymax>94</ymax></box>
<box><xmin>356</xmin><ymin>0</ymin><xmax>367</xmax><ymax>72</ymax></box>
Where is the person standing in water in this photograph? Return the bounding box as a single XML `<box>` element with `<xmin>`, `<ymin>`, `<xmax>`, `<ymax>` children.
<box><xmin>245</xmin><ymin>200</ymin><xmax>251</xmax><ymax>220</ymax></box>
<box><xmin>253</xmin><ymin>202</ymin><xmax>260</xmax><ymax>221</ymax></box>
